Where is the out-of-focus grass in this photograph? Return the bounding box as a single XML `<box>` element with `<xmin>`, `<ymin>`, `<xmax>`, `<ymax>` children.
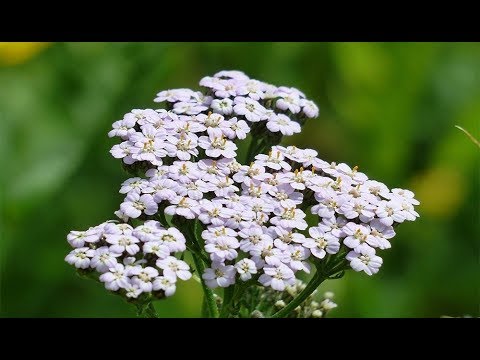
<box><xmin>0</xmin><ymin>42</ymin><xmax>478</xmax><ymax>317</ymax></box>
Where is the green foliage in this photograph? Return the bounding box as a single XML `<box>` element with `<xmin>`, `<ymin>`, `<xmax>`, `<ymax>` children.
<box><xmin>1</xmin><ymin>42</ymin><xmax>478</xmax><ymax>317</ymax></box>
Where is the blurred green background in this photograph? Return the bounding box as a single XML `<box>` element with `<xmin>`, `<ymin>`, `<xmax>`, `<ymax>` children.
<box><xmin>0</xmin><ymin>42</ymin><xmax>478</xmax><ymax>318</ymax></box>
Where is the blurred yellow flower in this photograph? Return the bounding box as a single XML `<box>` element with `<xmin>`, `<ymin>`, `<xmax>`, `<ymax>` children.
<box><xmin>0</xmin><ymin>42</ymin><xmax>50</xmax><ymax>66</ymax></box>
<box><xmin>411</xmin><ymin>167</ymin><xmax>465</xmax><ymax>218</ymax></box>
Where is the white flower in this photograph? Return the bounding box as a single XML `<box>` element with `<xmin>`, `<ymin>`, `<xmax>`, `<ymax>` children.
<box><xmin>225</xmin><ymin>117</ymin><xmax>250</xmax><ymax>140</ymax></box>
<box><xmin>110</xmin><ymin>141</ymin><xmax>136</xmax><ymax>164</ymax></box>
<box><xmin>164</xmin><ymin>196</ymin><xmax>199</xmax><ymax>219</ymax></box>
<box><xmin>303</xmin><ymin>227</ymin><xmax>340</xmax><ymax>259</ymax></box>
<box><xmin>198</xmin><ymin>135</ymin><xmax>238</xmax><ymax>158</ymax></box>
<box><xmin>120</xmin><ymin>193</ymin><xmax>158</xmax><ymax>218</ymax></box>
<box><xmin>375</xmin><ymin>200</ymin><xmax>405</xmax><ymax>226</ymax></box>
<box><xmin>67</xmin><ymin>228</ymin><xmax>101</xmax><ymax>248</ymax></box>
<box><xmin>233</xmin><ymin>96</ymin><xmax>268</xmax><ymax>122</ymax></box>
<box><xmin>282</xmin><ymin>245</ymin><xmax>311</xmax><ymax>273</ymax></box>
<box><xmin>346</xmin><ymin>247</ymin><xmax>383</xmax><ymax>276</ymax></box>
<box><xmin>300</xmin><ymin>99</ymin><xmax>319</xmax><ymax>118</ymax></box>
<box><xmin>119</xmin><ymin>177</ymin><xmax>149</xmax><ymax>195</ymax></box>
<box><xmin>238</xmin><ymin>225</ymin><xmax>272</xmax><ymax>252</ymax></box>
<box><xmin>211</xmin><ymin>98</ymin><xmax>234</xmax><ymax>115</ymax></box>
<box><xmin>235</xmin><ymin>258</ymin><xmax>257</xmax><ymax>281</ymax></box>
<box><xmin>255</xmin><ymin>150</ymin><xmax>291</xmax><ymax>171</ymax></box>
<box><xmin>90</xmin><ymin>246</ymin><xmax>122</xmax><ymax>272</ymax></box>
<box><xmin>130</xmin><ymin>266</ymin><xmax>159</xmax><ymax>292</ymax></box>
<box><xmin>99</xmin><ymin>264</ymin><xmax>130</xmax><ymax>291</ymax></box>
<box><xmin>165</xmin><ymin>134</ymin><xmax>199</xmax><ymax>160</ymax></box>
<box><xmin>152</xmin><ymin>275</ymin><xmax>177</xmax><ymax>297</ymax></box>
<box><xmin>270</xmin><ymin>202</ymin><xmax>307</xmax><ymax>230</ymax></box>
<box><xmin>205</xmin><ymin>237</ymin><xmax>239</xmax><ymax>262</ymax></box>
<box><xmin>105</xmin><ymin>234</ymin><xmax>140</xmax><ymax>255</ymax></box>
<box><xmin>259</xmin><ymin>264</ymin><xmax>296</xmax><ymax>291</ymax></box>
<box><xmin>156</xmin><ymin>256</ymin><xmax>192</xmax><ymax>280</ymax></box>
<box><xmin>124</xmin><ymin>282</ymin><xmax>143</xmax><ymax>298</ymax></box>
<box><xmin>266</xmin><ymin>114</ymin><xmax>301</xmax><ymax>136</ymax></box>
<box><xmin>317</xmin><ymin>216</ymin><xmax>347</xmax><ymax>238</ymax></box>
<box><xmin>158</xmin><ymin>227</ymin><xmax>187</xmax><ymax>252</ymax></box>
<box><xmin>65</xmin><ymin>247</ymin><xmax>95</xmax><ymax>269</ymax></box>
<box><xmin>369</xmin><ymin>219</ymin><xmax>395</xmax><ymax>250</ymax></box>
<box><xmin>342</xmin><ymin>222</ymin><xmax>378</xmax><ymax>252</ymax></box>
<box><xmin>202</xmin><ymin>262</ymin><xmax>236</xmax><ymax>288</ymax></box>
<box><xmin>108</xmin><ymin>114</ymin><xmax>137</xmax><ymax>139</ymax></box>
<box><xmin>143</xmin><ymin>241</ymin><xmax>170</xmax><ymax>258</ymax></box>
<box><xmin>132</xmin><ymin>220</ymin><xmax>163</xmax><ymax>242</ymax></box>
<box><xmin>168</xmin><ymin>161</ymin><xmax>201</xmax><ymax>183</ymax></box>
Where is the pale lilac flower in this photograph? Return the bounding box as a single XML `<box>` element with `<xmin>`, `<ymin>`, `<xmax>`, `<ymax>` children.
<box><xmin>198</xmin><ymin>199</ymin><xmax>235</xmax><ymax>226</ymax></box>
<box><xmin>143</xmin><ymin>241</ymin><xmax>170</xmax><ymax>258</ymax></box>
<box><xmin>303</xmin><ymin>227</ymin><xmax>340</xmax><ymax>259</ymax></box>
<box><xmin>165</xmin><ymin>134</ymin><xmax>199</xmax><ymax>160</ymax></box>
<box><xmin>202</xmin><ymin>262</ymin><xmax>236</xmax><ymax>288</ymax></box>
<box><xmin>369</xmin><ymin>219</ymin><xmax>395</xmax><ymax>250</ymax></box>
<box><xmin>235</xmin><ymin>258</ymin><xmax>257</xmax><ymax>281</ymax></box>
<box><xmin>214</xmin><ymin>70</ymin><xmax>250</xmax><ymax>80</ymax></box>
<box><xmin>130</xmin><ymin>266</ymin><xmax>159</xmax><ymax>292</ymax></box>
<box><xmin>225</xmin><ymin>117</ymin><xmax>250</xmax><ymax>140</ymax></box>
<box><xmin>389</xmin><ymin>188</ymin><xmax>420</xmax><ymax>205</ymax></box>
<box><xmin>337</xmin><ymin>163</ymin><xmax>368</xmax><ymax>184</ymax></box>
<box><xmin>120</xmin><ymin>193</ymin><xmax>158</xmax><ymax>218</ymax></box>
<box><xmin>172</xmin><ymin>101</ymin><xmax>208</xmax><ymax>115</ymax></box>
<box><xmin>317</xmin><ymin>216</ymin><xmax>347</xmax><ymax>238</ymax></box>
<box><xmin>164</xmin><ymin>196</ymin><xmax>199</xmax><ymax>219</ymax></box>
<box><xmin>67</xmin><ymin>228</ymin><xmax>101</xmax><ymax>248</ymax></box>
<box><xmin>270</xmin><ymin>227</ymin><xmax>306</xmax><ymax>250</ymax></box>
<box><xmin>119</xmin><ymin>177</ymin><xmax>149</xmax><ymax>195</ymax></box>
<box><xmin>205</xmin><ymin>237</ymin><xmax>239</xmax><ymax>262</ymax></box>
<box><xmin>276</xmin><ymin>92</ymin><xmax>302</xmax><ymax>114</ymax></box>
<box><xmin>346</xmin><ymin>247</ymin><xmax>383</xmax><ymax>276</ymax></box>
<box><xmin>233</xmin><ymin>96</ymin><xmax>268</xmax><ymax>122</ymax></box>
<box><xmin>154</xmin><ymin>88</ymin><xmax>195</xmax><ymax>103</ymax></box>
<box><xmin>124</xmin><ymin>282</ymin><xmax>143</xmax><ymax>298</ymax></box>
<box><xmin>144</xmin><ymin>178</ymin><xmax>178</xmax><ymax>203</ymax></box>
<box><xmin>301</xmin><ymin>99</ymin><xmax>319</xmax><ymax>118</ymax></box>
<box><xmin>271</xmin><ymin>202</ymin><xmax>307</xmax><ymax>230</ymax></box>
<box><xmin>156</xmin><ymin>256</ymin><xmax>192</xmax><ymax>280</ymax></box>
<box><xmin>375</xmin><ymin>200</ymin><xmax>405</xmax><ymax>226</ymax></box>
<box><xmin>108</xmin><ymin>114</ymin><xmax>137</xmax><ymax>139</ymax></box>
<box><xmin>198</xmin><ymin>135</ymin><xmax>237</xmax><ymax>158</ymax></box>
<box><xmin>110</xmin><ymin>141</ymin><xmax>136</xmax><ymax>164</ymax></box>
<box><xmin>211</xmin><ymin>98</ymin><xmax>234</xmax><ymax>115</ymax></box>
<box><xmin>158</xmin><ymin>227</ymin><xmax>186</xmax><ymax>252</ymax></box>
<box><xmin>266</xmin><ymin>114</ymin><xmax>301</xmax><ymax>136</ymax></box>
<box><xmin>152</xmin><ymin>275</ymin><xmax>177</xmax><ymax>296</ymax></box>
<box><xmin>105</xmin><ymin>234</ymin><xmax>140</xmax><ymax>255</ymax></box>
<box><xmin>90</xmin><ymin>246</ymin><xmax>122</xmax><ymax>272</ymax></box>
<box><xmin>342</xmin><ymin>223</ymin><xmax>378</xmax><ymax>252</ymax></box>
<box><xmin>255</xmin><ymin>150</ymin><xmax>292</xmax><ymax>171</ymax></box>
<box><xmin>282</xmin><ymin>245</ymin><xmax>311</xmax><ymax>273</ymax></box>
<box><xmin>169</xmin><ymin>161</ymin><xmax>201</xmax><ymax>183</ymax></box>
<box><xmin>99</xmin><ymin>264</ymin><xmax>130</xmax><ymax>291</ymax></box>
<box><xmin>339</xmin><ymin>197</ymin><xmax>376</xmax><ymax>222</ymax></box>
<box><xmin>238</xmin><ymin>225</ymin><xmax>272</xmax><ymax>252</ymax></box>
<box><xmin>65</xmin><ymin>247</ymin><xmax>95</xmax><ymax>269</ymax></box>
<box><xmin>259</xmin><ymin>264</ymin><xmax>296</xmax><ymax>291</ymax></box>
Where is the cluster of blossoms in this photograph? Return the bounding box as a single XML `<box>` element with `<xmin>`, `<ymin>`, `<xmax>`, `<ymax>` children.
<box><xmin>247</xmin><ymin>280</ymin><xmax>338</xmax><ymax>318</ymax></box>
<box><xmin>66</xmin><ymin>70</ymin><xmax>419</xmax><ymax>306</ymax></box>
<box><xmin>65</xmin><ymin>220</ymin><xmax>191</xmax><ymax>298</ymax></box>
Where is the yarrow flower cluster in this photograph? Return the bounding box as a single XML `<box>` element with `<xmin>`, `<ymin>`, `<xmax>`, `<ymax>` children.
<box><xmin>66</xmin><ymin>70</ymin><xmax>419</xmax><ymax>316</ymax></box>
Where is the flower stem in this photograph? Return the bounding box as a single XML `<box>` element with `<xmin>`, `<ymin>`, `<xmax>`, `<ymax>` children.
<box><xmin>192</xmin><ymin>253</ymin><xmax>219</xmax><ymax>318</ymax></box>
<box><xmin>271</xmin><ymin>272</ymin><xmax>326</xmax><ymax>318</ymax></box>
<box><xmin>220</xmin><ymin>285</ymin><xmax>235</xmax><ymax>318</ymax></box>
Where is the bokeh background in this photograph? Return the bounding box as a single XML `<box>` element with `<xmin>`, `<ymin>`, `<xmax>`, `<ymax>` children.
<box><xmin>1</xmin><ymin>42</ymin><xmax>478</xmax><ymax>318</ymax></box>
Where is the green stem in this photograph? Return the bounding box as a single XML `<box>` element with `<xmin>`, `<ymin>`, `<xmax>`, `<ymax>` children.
<box><xmin>219</xmin><ymin>285</ymin><xmax>235</xmax><ymax>318</ymax></box>
<box><xmin>271</xmin><ymin>272</ymin><xmax>326</xmax><ymax>318</ymax></box>
<box><xmin>192</xmin><ymin>253</ymin><xmax>219</xmax><ymax>318</ymax></box>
